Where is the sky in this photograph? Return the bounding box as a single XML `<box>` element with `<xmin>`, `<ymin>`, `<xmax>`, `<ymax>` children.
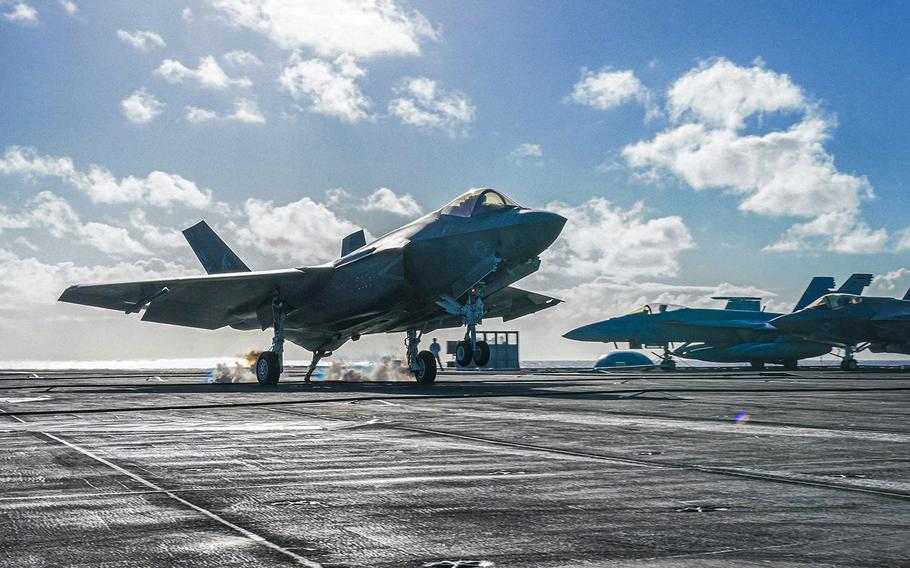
<box><xmin>0</xmin><ymin>0</ymin><xmax>909</xmax><ymax>363</ymax></box>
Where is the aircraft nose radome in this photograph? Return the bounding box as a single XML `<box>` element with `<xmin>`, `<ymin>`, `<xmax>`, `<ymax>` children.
<box><xmin>520</xmin><ymin>210</ymin><xmax>568</xmax><ymax>251</ymax></box>
<box><xmin>563</xmin><ymin>322</ymin><xmax>603</xmax><ymax>342</ymax></box>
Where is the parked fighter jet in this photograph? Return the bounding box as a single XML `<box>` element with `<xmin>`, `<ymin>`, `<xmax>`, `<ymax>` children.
<box><xmin>59</xmin><ymin>189</ymin><xmax>566</xmax><ymax>385</ymax></box>
<box><xmin>771</xmin><ymin>284</ymin><xmax>910</xmax><ymax>371</ymax></box>
<box><xmin>563</xmin><ymin>274</ymin><xmax>873</xmax><ymax>370</ymax></box>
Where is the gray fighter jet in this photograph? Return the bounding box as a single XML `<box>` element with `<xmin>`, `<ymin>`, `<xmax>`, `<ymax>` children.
<box><xmin>563</xmin><ymin>274</ymin><xmax>873</xmax><ymax>370</ymax></box>
<box><xmin>59</xmin><ymin>189</ymin><xmax>566</xmax><ymax>385</ymax></box>
<box><xmin>771</xmin><ymin>285</ymin><xmax>910</xmax><ymax>370</ymax></box>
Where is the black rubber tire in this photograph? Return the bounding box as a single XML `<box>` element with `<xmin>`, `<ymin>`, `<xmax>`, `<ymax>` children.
<box><xmin>782</xmin><ymin>359</ymin><xmax>798</xmax><ymax>371</ymax></box>
<box><xmin>750</xmin><ymin>361</ymin><xmax>766</xmax><ymax>371</ymax></box>
<box><xmin>256</xmin><ymin>351</ymin><xmax>281</xmax><ymax>385</ymax></box>
<box><xmin>455</xmin><ymin>340</ymin><xmax>473</xmax><ymax>366</ymax></box>
<box><xmin>844</xmin><ymin>358</ymin><xmax>859</xmax><ymax>371</ymax></box>
<box><xmin>414</xmin><ymin>350</ymin><xmax>437</xmax><ymax>385</ymax></box>
<box><xmin>473</xmin><ymin>340</ymin><xmax>491</xmax><ymax>367</ymax></box>
<box><xmin>660</xmin><ymin>359</ymin><xmax>676</xmax><ymax>371</ymax></box>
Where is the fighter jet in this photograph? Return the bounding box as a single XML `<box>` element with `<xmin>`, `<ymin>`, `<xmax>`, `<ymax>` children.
<box><xmin>563</xmin><ymin>274</ymin><xmax>873</xmax><ymax>370</ymax></box>
<box><xmin>771</xmin><ymin>283</ymin><xmax>910</xmax><ymax>371</ymax></box>
<box><xmin>59</xmin><ymin>188</ymin><xmax>566</xmax><ymax>385</ymax></box>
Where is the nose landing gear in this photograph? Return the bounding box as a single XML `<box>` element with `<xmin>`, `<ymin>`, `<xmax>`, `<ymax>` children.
<box><xmin>443</xmin><ymin>287</ymin><xmax>491</xmax><ymax>368</ymax></box>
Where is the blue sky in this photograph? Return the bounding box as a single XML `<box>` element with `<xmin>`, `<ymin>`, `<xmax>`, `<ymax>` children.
<box><xmin>0</xmin><ymin>1</ymin><xmax>908</xmax><ymax>362</ymax></box>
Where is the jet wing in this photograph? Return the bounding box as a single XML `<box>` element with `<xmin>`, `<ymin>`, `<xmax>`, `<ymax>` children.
<box><xmin>58</xmin><ymin>268</ymin><xmax>330</xmax><ymax>330</ymax></box>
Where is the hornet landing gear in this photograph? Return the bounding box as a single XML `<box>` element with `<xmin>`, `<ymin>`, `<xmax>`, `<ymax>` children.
<box><xmin>406</xmin><ymin>328</ymin><xmax>437</xmax><ymax>385</ymax></box>
<box><xmin>654</xmin><ymin>344</ymin><xmax>676</xmax><ymax>371</ymax></box>
<box><xmin>256</xmin><ymin>296</ymin><xmax>286</xmax><ymax>385</ymax></box>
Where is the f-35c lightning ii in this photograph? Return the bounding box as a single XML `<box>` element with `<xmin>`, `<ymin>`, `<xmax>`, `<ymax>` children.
<box><xmin>59</xmin><ymin>189</ymin><xmax>566</xmax><ymax>385</ymax></box>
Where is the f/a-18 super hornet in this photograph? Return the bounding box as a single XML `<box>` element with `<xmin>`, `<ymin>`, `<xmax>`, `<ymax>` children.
<box><xmin>771</xmin><ymin>282</ymin><xmax>910</xmax><ymax>371</ymax></box>
<box><xmin>59</xmin><ymin>188</ymin><xmax>566</xmax><ymax>385</ymax></box>
<box><xmin>563</xmin><ymin>274</ymin><xmax>873</xmax><ymax>370</ymax></box>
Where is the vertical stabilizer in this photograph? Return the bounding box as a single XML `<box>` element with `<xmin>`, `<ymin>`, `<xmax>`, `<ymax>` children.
<box><xmin>793</xmin><ymin>276</ymin><xmax>835</xmax><ymax>311</ymax></box>
<box><xmin>341</xmin><ymin>229</ymin><xmax>366</xmax><ymax>257</ymax></box>
<box><xmin>182</xmin><ymin>221</ymin><xmax>251</xmax><ymax>274</ymax></box>
<box><xmin>837</xmin><ymin>273</ymin><xmax>874</xmax><ymax>295</ymax></box>
<box><xmin>903</xmin><ymin>287</ymin><xmax>910</xmax><ymax>301</ymax></box>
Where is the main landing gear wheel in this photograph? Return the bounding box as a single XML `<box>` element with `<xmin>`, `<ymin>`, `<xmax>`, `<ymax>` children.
<box><xmin>256</xmin><ymin>351</ymin><xmax>281</xmax><ymax>385</ymax></box>
<box><xmin>659</xmin><ymin>359</ymin><xmax>676</xmax><ymax>371</ymax></box>
<box><xmin>413</xmin><ymin>350</ymin><xmax>437</xmax><ymax>385</ymax></box>
<box><xmin>750</xmin><ymin>361</ymin><xmax>766</xmax><ymax>371</ymax></box>
<box><xmin>783</xmin><ymin>360</ymin><xmax>798</xmax><ymax>371</ymax></box>
<box><xmin>455</xmin><ymin>340</ymin><xmax>473</xmax><ymax>366</ymax></box>
<box><xmin>473</xmin><ymin>340</ymin><xmax>491</xmax><ymax>367</ymax></box>
<box><xmin>840</xmin><ymin>358</ymin><xmax>859</xmax><ymax>371</ymax></box>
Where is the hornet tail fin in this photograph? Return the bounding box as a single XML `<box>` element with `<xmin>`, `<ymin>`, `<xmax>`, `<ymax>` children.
<box><xmin>837</xmin><ymin>273</ymin><xmax>874</xmax><ymax>295</ymax></box>
<box><xmin>793</xmin><ymin>276</ymin><xmax>835</xmax><ymax>311</ymax></box>
<box><xmin>182</xmin><ymin>220</ymin><xmax>251</xmax><ymax>274</ymax></box>
<box><xmin>903</xmin><ymin>287</ymin><xmax>910</xmax><ymax>301</ymax></box>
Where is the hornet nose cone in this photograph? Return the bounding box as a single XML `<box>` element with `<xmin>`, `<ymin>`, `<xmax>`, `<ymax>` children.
<box><xmin>564</xmin><ymin>321</ymin><xmax>605</xmax><ymax>342</ymax></box>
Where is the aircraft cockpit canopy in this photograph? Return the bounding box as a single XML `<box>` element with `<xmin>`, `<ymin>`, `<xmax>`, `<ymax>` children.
<box><xmin>806</xmin><ymin>294</ymin><xmax>863</xmax><ymax>311</ymax></box>
<box><xmin>627</xmin><ymin>303</ymin><xmax>685</xmax><ymax>316</ymax></box>
<box><xmin>440</xmin><ymin>188</ymin><xmax>521</xmax><ymax>217</ymax></box>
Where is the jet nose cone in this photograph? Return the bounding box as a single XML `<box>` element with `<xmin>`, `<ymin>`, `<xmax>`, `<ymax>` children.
<box><xmin>520</xmin><ymin>210</ymin><xmax>567</xmax><ymax>253</ymax></box>
<box><xmin>563</xmin><ymin>322</ymin><xmax>601</xmax><ymax>342</ymax></box>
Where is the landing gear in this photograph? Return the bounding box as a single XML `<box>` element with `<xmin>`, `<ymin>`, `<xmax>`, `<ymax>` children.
<box><xmin>257</xmin><ymin>296</ymin><xmax>286</xmax><ymax>386</ymax></box>
<box><xmin>473</xmin><ymin>340</ymin><xmax>491</xmax><ymax>367</ymax></box>
<box><xmin>750</xmin><ymin>361</ymin><xmax>766</xmax><ymax>371</ymax></box>
<box><xmin>438</xmin><ymin>287</ymin><xmax>488</xmax><ymax>368</ymax></box>
<box><xmin>839</xmin><ymin>346</ymin><xmax>859</xmax><ymax>371</ymax></box>
<box><xmin>782</xmin><ymin>359</ymin><xmax>798</xmax><ymax>371</ymax></box>
<box><xmin>304</xmin><ymin>349</ymin><xmax>330</xmax><ymax>382</ymax></box>
<box><xmin>455</xmin><ymin>340</ymin><xmax>473</xmax><ymax>366</ymax></box>
<box><xmin>657</xmin><ymin>345</ymin><xmax>676</xmax><ymax>371</ymax></box>
<box><xmin>255</xmin><ymin>351</ymin><xmax>281</xmax><ymax>385</ymax></box>
<box><xmin>406</xmin><ymin>328</ymin><xmax>436</xmax><ymax>385</ymax></box>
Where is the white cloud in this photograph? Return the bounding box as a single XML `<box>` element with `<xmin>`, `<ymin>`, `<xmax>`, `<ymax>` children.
<box><xmin>0</xmin><ymin>249</ymin><xmax>190</xmax><ymax>307</ymax></box>
<box><xmin>181</xmin><ymin>6</ymin><xmax>193</xmax><ymax>21</ymax></box>
<box><xmin>279</xmin><ymin>52</ymin><xmax>371</xmax><ymax>123</ymax></box>
<box><xmin>0</xmin><ymin>146</ymin><xmax>214</xmax><ymax>208</ymax></box>
<box><xmin>116</xmin><ymin>29</ymin><xmax>166</xmax><ymax>51</ymax></box>
<box><xmin>4</xmin><ymin>3</ymin><xmax>37</xmax><ymax>24</ymax></box>
<box><xmin>359</xmin><ymin>187</ymin><xmax>422</xmax><ymax>216</ymax></box>
<box><xmin>764</xmin><ymin>212</ymin><xmax>888</xmax><ymax>254</ymax></box>
<box><xmin>129</xmin><ymin>210</ymin><xmax>185</xmax><ymax>249</ymax></box>
<box><xmin>622</xmin><ymin>57</ymin><xmax>884</xmax><ymax>254</ymax></box>
<box><xmin>228</xmin><ymin>98</ymin><xmax>266</xmax><ymax>123</ymax></box>
<box><xmin>59</xmin><ymin>0</ymin><xmax>77</xmax><ymax>15</ymax></box>
<box><xmin>121</xmin><ymin>88</ymin><xmax>165</xmax><ymax>124</ymax></box>
<box><xmin>508</xmin><ymin>143</ymin><xmax>542</xmax><ymax>165</ymax></box>
<box><xmin>185</xmin><ymin>99</ymin><xmax>266</xmax><ymax>124</ymax></box>
<box><xmin>211</xmin><ymin>0</ymin><xmax>438</xmax><ymax>58</ymax></box>
<box><xmin>234</xmin><ymin>196</ymin><xmax>369</xmax><ymax>263</ymax></box>
<box><xmin>667</xmin><ymin>58</ymin><xmax>804</xmax><ymax>130</ymax></box>
<box><xmin>540</xmin><ymin>198</ymin><xmax>695</xmax><ymax>280</ymax></box>
<box><xmin>568</xmin><ymin>68</ymin><xmax>657</xmax><ymax>119</ymax></box>
<box><xmin>155</xmin><ymin>56</ymin><xmax>252</xmax><ymax>89</ymax></box>
<box><xmin>7</xmin><ymin>192</ymin><xmax>150</xmax><ymax>256</ymax></box>
<box><xmin>223</xmin><ymin>49</ymin><xmax>262</xmax><ymax>66</ymax></box>
<box><xmin>186</xmin><ymin>106</ymin><xmax>218</xmax><ymax>123</ymax></box>
<box><xmin>389</xmin><ymin>77</ymin><xmax>475</xmax><ymax>136</ymax></box>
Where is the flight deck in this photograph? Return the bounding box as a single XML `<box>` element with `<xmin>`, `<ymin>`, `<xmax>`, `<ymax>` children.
<box><xmin>1</xmin><ymin>366</ymin><xmax>909</xmax><ymax>567</ymax></box>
